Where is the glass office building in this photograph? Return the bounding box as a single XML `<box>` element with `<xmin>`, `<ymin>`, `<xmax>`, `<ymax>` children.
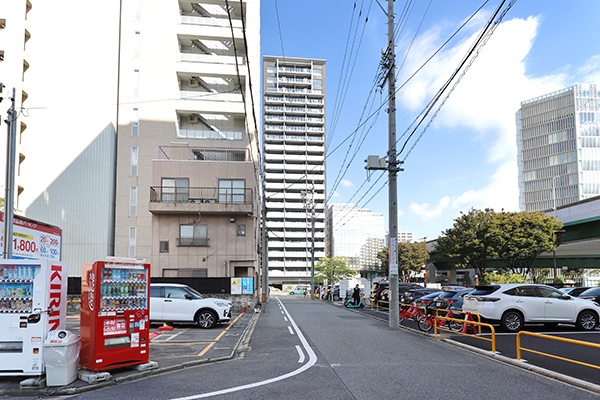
<box><xmin>516</xmin><ymin>83</ymin><xmax>600</xmax><ymax>212</ymax></box>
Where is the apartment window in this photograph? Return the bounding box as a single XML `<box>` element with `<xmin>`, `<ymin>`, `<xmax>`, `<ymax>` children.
<box><xmin>130</xmin><ymin>147</ymin><xmax>138</xmax><ymax>176</ymax></box>
<box><xmin>237</xmin><ymin>225</ymin><xmax>246</xmax><ymax>236</ymax></box>
<box><xmin>162</xmin><ymin>178</ymin><xmax>189</xmax><ymax>202</ymax></box>
<box><xmin>179</xmin><ymin>225</ymin><xmax>208</xmax><ymax>247</ymax></box>
<box><xmin>131</xmin><ymin>108</ymin><xmax>139</xmax><ymax>136</ymax></box>
<box><xmin>159</xmin><ymin>241</ymin><xmax>169</xmax><ymax>253</ymax></box>
<box><xmin>266</xmin><ymin>66</ymin><xmax>276</xmax><ymax>73</ymax></box>
<box><xmin>128</xmin><ymin>227</ymin><xmax>136</xmax><ymax>258</ymax></box>
<box><xmin>218</xmin><ymin>179</ymin><xmax>245</xmax><ymax>204</ymax></box>
<box><xmin>129</xmin><ymin>187</ymin><xmax>137</xmax><ymax>217</ymax></box>
<box><xmin>313</xmin><ymin>79</ymin><xmax>322</xmax><ymax>87</ymax></box>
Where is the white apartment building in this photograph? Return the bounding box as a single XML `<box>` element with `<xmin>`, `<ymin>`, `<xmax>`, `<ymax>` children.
<box><xmin>115</xmin><ymin>0</ymin><xmax>261</xmax><ymax>278</ymax></box>
<box><xmin>0</xmin><ymin>0</ymin><xmax>31</xmax><ymax>212</ymax></box>
<box><xmin>326</xmin><ymin>203</ymin><xmax>385</xmax><ymax>278</ymax></box>
<box><xmin>517</xmin><ymin>83</ymin><xmax>600</xmax><ymax>212</ymax></box>
<box><xmin>262</xmin><ymin>56</ymin><xmax>326</xmax><ymax>286</ymax></box>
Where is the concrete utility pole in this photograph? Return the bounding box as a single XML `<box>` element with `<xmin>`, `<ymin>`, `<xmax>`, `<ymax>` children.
<box><xmin>302</xmin><ymin>183</ymin><xmax>316</xmax><ymax>300</ymax></box>
<box><xmin>2</xmin><ymin>87</ymin><xmax>17</xmax><ymax>259</ymax></box>
<box><xmin>262</xmin><ymin>193</ymin><xmax>269</xmax><ymax>302</ymax></box>
<box><xmin>366</xmin><ymin>0</ymin><xmax>402</xmax><ymax>328</ymax></box>
<box><xmin>385</xmin><ymin>0</ymin><xmax>399</xmax><ymax>329</ymax></box>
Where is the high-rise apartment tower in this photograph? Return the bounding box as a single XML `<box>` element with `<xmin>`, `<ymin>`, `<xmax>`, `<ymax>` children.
<box><xmin>262</xmin><ymin>56</ymin><xmax>326</xmax><ymax>287</ymax></box>
<box><xmin>516</xmin><ymin>83</ymin><xmax>600</xmax><ymax>212</ymax></box>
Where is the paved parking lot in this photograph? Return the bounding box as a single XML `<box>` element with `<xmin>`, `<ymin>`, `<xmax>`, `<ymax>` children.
<box><xmin>0</xmin><ymin>311</ymin><xmax>255</xmax><ymax>397</ymax></box>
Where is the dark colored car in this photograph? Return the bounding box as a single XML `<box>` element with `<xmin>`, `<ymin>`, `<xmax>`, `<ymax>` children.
<box><xmin>415</xmin><ymin>291</ymin><xmax>445</xmax><ymax>313</ymax></box>
<box><xmin>378</xmin><ymin>283</ymin><xmax>422</xmax><ymax>303</ymax></box>
<box><xmin>432</xmin><ymin>288</ymin><xmax>473</xmax><ymax>314</ymax></box>
<box><xmin>371</xmin><ymin>282</ymin><xmax>389</xmax><ymax>303</ymax></box>
<box><xmin>578</xmin><ymin>287</ymin><xmax>600</xmax><ymax>303</ymax></box>
<box><xmin>400</xmin><ymin>288</ymin><xmax>442</xmax><ymax>305</ymax></box>
<box><xmin>560</xmin><ymin>287</ymin><xmax>592</xmax><ymax>297</ymax></box>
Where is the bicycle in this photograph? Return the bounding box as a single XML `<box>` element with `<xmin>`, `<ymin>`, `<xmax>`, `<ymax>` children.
<box><xmin>399</xmin><ymin>304</ymin><xmax>426</xmax><ymax>323</ymax></box>
<box><xmin>417</xmin><ymin>310</ymin><xmax>462</xmax><ymax>333</ymax></box>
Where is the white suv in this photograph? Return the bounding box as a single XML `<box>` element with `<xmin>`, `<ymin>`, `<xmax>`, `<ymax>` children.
<box><xmin>462</xmin><ymin>283</ymin><xmax>600</xmax><ymax>332</ymax></box>
<box><xmin>149</xmin><ymin>283</ymin><xmax>232</xmax><ymax>329</ymax></box>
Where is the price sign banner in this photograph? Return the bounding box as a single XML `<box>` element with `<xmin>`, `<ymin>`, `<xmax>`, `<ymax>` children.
<box><xmin>0</xmin><ymin>212</ymin><xmax>62</xmax><ymax>261</ymax></box>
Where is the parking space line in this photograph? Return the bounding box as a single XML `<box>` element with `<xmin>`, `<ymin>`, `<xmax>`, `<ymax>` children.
<box><xmin>288</xmin><ymin>326</ymin><xmax>294</xmax><ymax>335</ymax></box>
<box><xmin>197</xmin><ymin>342</ymin><xmax>215</xmax><ymax>357</ymax></box>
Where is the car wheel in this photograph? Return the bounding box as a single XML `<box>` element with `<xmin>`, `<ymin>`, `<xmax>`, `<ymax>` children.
<box><xmin>500</xmin><ymin>310</ymin><xmax>523</xmax><ymax>332</ymax></box>
<box><xmin>576</xmin><ymin>310</ymin><xmax>598</xmax><ymax>331</ymax></box>
<box><xmin>196</xmin><ymin>310</ymin><xmax>217</xmax><ymax>329</ymax></box>
<box><xmin>418</xmin><ymin>316</ymin><xmax>433</xmax><ymax>333</ymax></box>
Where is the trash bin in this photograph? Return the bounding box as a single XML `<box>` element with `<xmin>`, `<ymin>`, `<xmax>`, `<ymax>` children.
<box><xmin>43</xmin><ymin>330</ymin><xmax>81</xmax><ymax>386</ymax></box>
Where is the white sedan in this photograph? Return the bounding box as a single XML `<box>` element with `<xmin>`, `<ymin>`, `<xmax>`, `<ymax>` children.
<box><xmin>462</xmin><ymin>283</ymin><xmax>600</xmax><ymax>332</ymax></box>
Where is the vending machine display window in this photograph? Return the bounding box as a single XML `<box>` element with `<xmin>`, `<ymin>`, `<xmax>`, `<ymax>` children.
<box><xmin>0</xmin><ymin>264</ymin><xmax>36</xmax><ymax>314</ymax></box>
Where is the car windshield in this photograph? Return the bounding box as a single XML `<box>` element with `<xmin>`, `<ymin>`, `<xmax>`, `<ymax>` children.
<box><xmin>437</xmin><ymin>291</ymin><xmax>457</xmax><ymax>299</ymax></box>
<box><xmin>185</xmin><ymin>286</ymin><xmax>205</xmax><ymax>299</ymax></box>
<box><xmin>580</xmin><ymin>287</ymin><xmax>600</xmax><ymax>297</ymax></box>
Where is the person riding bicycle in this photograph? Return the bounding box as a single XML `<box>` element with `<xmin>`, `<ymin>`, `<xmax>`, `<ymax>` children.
<box><xmin>352</xmin><ymin>284</ymin><xmax>361</xmax><ymax>305</ymax></box>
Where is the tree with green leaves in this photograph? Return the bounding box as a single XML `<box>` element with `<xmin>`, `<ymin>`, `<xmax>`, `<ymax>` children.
<box><xmin>491</xmin><ymin>211</ymin><xmax>563</xmax><ymax>276</ymax></box>
<box><xmin>377</xmin><ymin>247</ymin><xmax>388</xmax><ymax>272</ymax></box>
<box><xmin>315</xmin><ymin>257</ymin><xmax>355</xmax><ymax>284</ymax></box>
<box><xmin>435</xmin><ymin>208</ymin><xmax>497</xmax><ymax>278</ymax></box>
<box><xmin>397</xmin><ymin>241</ymin><xmax>428</xmax><ymax>281</ymax></box>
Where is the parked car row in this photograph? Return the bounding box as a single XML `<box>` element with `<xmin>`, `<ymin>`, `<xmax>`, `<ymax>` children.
<box><xmin>462</xmin><ymin>284</ymin><xmax>600</xmax><ymax>332</ymax></box>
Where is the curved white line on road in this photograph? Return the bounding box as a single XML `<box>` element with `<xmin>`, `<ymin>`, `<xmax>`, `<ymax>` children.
<box><xmin>295</xmin><ymin>345</ymin><xmax>305</xmax><ymax>363</ymax></box>
<box><xmin>168</xmin><ymin>298</ymin><xmax>317</xmax><ymax>400</ymax></box>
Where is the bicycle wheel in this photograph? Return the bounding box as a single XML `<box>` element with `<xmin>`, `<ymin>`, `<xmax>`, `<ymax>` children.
<box><xmin>449</xmin><ymin>319</ymin><xmax>464</xmax><ymax>332</ymax></box>
<box><xmin>418</xmin><ymin>316</ymin><xmax>433</xmax><ymax>332</ymax></box>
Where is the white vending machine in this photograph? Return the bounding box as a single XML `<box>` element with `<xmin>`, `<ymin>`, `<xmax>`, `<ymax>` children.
<box><xmin>0</xmin><ymin>259</ymin><xmax>68</xmax><ymax>375</ymax></box>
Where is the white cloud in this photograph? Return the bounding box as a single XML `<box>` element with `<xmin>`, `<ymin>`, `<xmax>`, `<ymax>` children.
<box><xmin>578</xmin><ymin>55</ymin><xmax>600</xmax><ymax>83</ymax></box>
<box><xmin>409</xmin><ymin>196</ymin><xmax>450</xmax><ymax>221</ymax></box>
<box><xmin>341</xmin><ymin>179</ymin><xmax>354</xmax><ymax>188</ymax></box>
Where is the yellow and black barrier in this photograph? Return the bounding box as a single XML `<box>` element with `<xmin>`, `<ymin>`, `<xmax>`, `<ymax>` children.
<box><xmin>516</xmin><ymin>331</ymin><xmax>600</xmax><ymax>371</ymax></box>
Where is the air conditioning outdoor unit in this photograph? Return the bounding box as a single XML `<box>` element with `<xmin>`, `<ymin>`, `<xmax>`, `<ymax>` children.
<box><xmin>189</xmin><ymin>114</ymin><xmax>199</xmax><ymax>123</ymax></box>
<box><xmin>189</xmin><ymin>77</ymin><xmax>199</xmax><ymax>87</ymax></box>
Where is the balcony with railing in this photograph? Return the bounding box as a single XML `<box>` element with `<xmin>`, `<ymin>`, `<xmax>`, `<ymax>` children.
<box><xmin>149</xmin><ymin>186</ymin><xmax>253</xmax><ymax>215</ymax></box>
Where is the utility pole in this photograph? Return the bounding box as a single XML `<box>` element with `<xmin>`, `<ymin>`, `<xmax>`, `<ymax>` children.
<box><xmin>302</xmin><ymin>182</ymin><xmax>316</xmax><ymax>300</ymax></box>
<box><xmin>366</xmin><ymin>0</ymin><xmax>402</xmax><ymax>328</ymax></box>
<box><xmin>262</xmin><ymin>193</ymin><xmax>269</xmax><ymax>302</ymax></box>
<box><xmin>2</xmin><ymin>87</ymin><xmax>17</xmax><ymax>259</ymax></box>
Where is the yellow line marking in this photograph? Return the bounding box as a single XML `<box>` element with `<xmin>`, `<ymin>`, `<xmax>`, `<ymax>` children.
<box><xmin>197</xmin><ymin>342</ymin><xmax>215</xmax><ymax>356</ymax></box>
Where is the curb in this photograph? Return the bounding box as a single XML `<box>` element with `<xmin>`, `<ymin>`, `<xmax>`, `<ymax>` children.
<box><xmin>0</xmin><ymin>312</ymin><xmax>261</xmax><ymax>397</ymax></box>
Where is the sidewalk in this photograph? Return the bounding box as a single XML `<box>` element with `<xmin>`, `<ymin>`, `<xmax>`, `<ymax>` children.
<box><xmin>0</xmin><ymin>311</ymin><xmax>259</xmax><ymax>397</ymax></box>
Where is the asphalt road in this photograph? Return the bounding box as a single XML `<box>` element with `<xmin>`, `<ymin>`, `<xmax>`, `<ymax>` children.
<box><xmin>63</xmin><ymin>296</ymin><xmax>600</xmax><ymax>400</ymax></box>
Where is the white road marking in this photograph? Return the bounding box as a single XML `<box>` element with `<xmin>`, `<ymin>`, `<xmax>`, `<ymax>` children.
<box><xmin>288</xmin><ymin>326</ymin><xmax>294</xmax><ymax>335</ymax></box>
<box><xmin>168</xmin><ymin>298</ymin><xmax>317</xmax><ymax>400</ymax></box>
<box><xmin>295</xmin><ymin>345</ymin><xmax>305</xmax><ymax>363</ymax></box>
<box><xmin>284</xmin><ymin>317</ymin><xmax>288</xmax><ymax>322</ymax></box>
<box><xmin>154</xmin><ymin>331</ymin><xmax>184</xmax><ymax>342</ymax></box>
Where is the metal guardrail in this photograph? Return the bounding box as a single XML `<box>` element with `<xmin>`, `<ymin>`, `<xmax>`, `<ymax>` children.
<box><xmin>435</xmin><ymin>309</ymin><xmax>482</xmax><ymax>334</ymax></box>
<box><xmin>516</xmin><ymin>331</ymin><xmax>600</xmax><ymax>371</ymax></box>
<box><xmin>435</xmin><ymin>315</ymin><xmax>496</xmax><ymax>353</ymax></box>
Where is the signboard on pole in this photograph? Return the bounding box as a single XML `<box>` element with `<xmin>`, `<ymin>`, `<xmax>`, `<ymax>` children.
<box><xmin>389</xmin><ymin>237</ymin><xmax>398</xmax><ymax>276</ymax></box>
<box><xmin>0</xmin><ymin>212</ymin><xmax>62</xmax><ymax>261</ymax></box>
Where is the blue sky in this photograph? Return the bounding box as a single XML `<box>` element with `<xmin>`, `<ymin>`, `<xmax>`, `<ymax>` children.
<box><xmin>261</xmin><ymin>0</ymin><xmax>600</xmax><ymax>240</ymax></box>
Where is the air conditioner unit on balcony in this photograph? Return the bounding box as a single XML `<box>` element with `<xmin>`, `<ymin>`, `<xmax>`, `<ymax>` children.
<box><xmin>189</xmin><ymin>77</ymin><xmax>199</xmax><ymax>87</ymax></box>
<box><xmin>189</xmin><ymin>114</ymin><xmax>199</xmax><ymax>123</ymax></box>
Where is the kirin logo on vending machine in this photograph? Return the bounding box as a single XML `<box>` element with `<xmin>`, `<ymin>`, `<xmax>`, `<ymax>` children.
<box><xmin>48</xmin><ymin>264</ymin><xmax>64</xmax><ymax>331</ymax></box>
<box><xmin>88</xmin><ymin>270</ymin><xmax>96</xmax><ymax>312</ymax></box>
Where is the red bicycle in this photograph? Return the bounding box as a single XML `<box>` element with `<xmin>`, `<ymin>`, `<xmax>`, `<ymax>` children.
<box><xmin>399</xmin><ymin>304</ymin><xmax>426</xmax><ymax>323</ymax></box>
<box><xmin>417</xmin><ymin>310</ymin><xmax>463</xmax><ymax>333</ymax></box>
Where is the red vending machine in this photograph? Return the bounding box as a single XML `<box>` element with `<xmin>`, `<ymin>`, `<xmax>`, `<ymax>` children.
<box><xmin>80</xmin><ymin>259</ymin><xmax>150</xmax><ymax>371</ymax></box>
